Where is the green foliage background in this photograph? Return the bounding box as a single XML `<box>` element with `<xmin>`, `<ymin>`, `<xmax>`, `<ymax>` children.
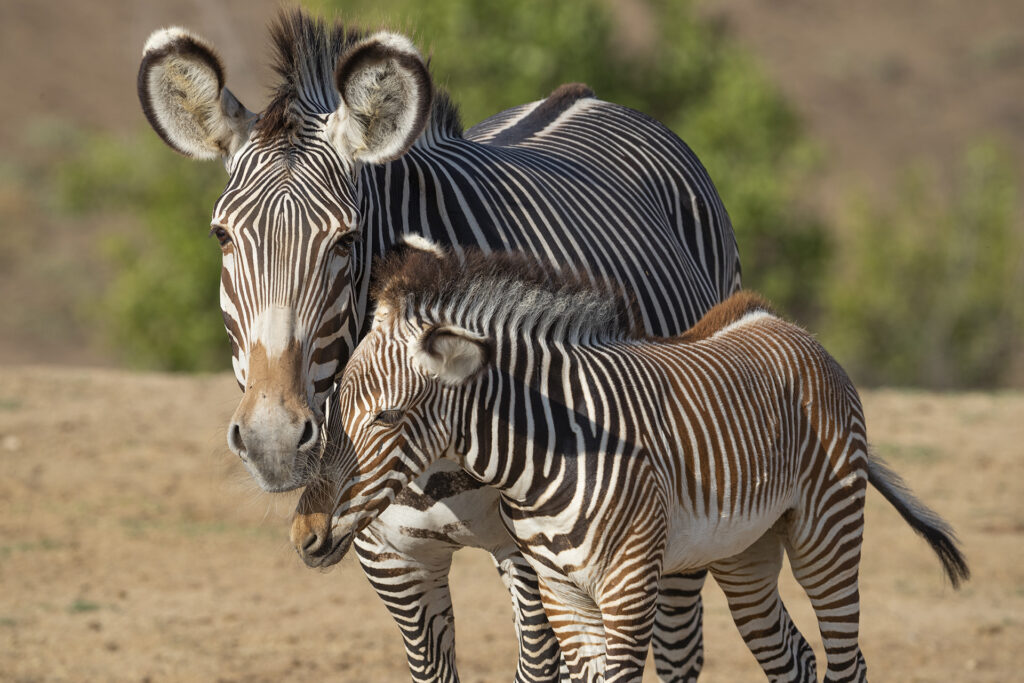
<box><xmin>823</xmin><ymin>143</ymin><xmax>1023</xmax><ymax>389</ymax></box>
<box><xmin>58</xmin><ymin>133</ymin><xmax>226</xmax><ymax>371</ymax></box>
<box><xmin>56</xmin><ymin>0</ymin><xmax>1023</xmax><ymax>387</ymax></box>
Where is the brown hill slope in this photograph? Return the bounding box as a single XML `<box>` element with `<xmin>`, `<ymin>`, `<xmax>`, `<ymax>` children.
<box><xmin>709</xmin><ymin>0</ymin><xmax>1024</xmax><ymax>211</ymax></box>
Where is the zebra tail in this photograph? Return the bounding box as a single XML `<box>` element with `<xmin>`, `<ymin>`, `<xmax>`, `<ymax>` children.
<box><xmin>867</xmin><ymin>451</ymin><xmax>970</xmax><ymax>589</ymax></box>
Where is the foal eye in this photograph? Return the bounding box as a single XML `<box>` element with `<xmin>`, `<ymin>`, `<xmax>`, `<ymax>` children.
<box><xmin>373</xmin><ymin>409</ymin><xmax>403</xmax><ymax>426</ymax></box>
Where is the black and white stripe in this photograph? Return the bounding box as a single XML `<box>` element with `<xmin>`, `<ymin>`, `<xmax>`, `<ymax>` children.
<box><xmin>140</xmin><ymin>9</ymin><xmax>740</xmax><ymax>681</ymax></box>
<box><xmin>322</xmin><ymin>249</ymin><xmax>968</xmax><ymax>682</ymax></box>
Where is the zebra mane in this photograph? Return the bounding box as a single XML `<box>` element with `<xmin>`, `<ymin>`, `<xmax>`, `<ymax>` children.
<box><xmin>254</xmin><ymin>8</ymin><xmax>463</xmax><ymax>142</ymax></box>
<box><xmin>677</xmin><ymin>291</ymin><xmax>775</xmax><ymax>343</ymax></box>
<box><xmin>372</xmin><ymin>247</ymin><xmax>645</xmax><ymax>344</ymax></box>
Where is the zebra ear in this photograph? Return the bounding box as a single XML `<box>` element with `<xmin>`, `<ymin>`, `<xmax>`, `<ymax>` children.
<box><xmin>330</xmin><ymin>32</ymin><xmax>433</xmax><ymax>165</ymax></box>
<box><xmin>396</xmin><ymin>234</ymin><xmax>445</xmax><ymax>259</ymax></box>
<box><xmin>411</xmin><ymin>325</ymin><xmax>491</xmax><ymax>386</ymax></box>
<box><xmin>138</xmin><ymin>27</ymin><xmax>255</xmax><ymax>160</ymax></box>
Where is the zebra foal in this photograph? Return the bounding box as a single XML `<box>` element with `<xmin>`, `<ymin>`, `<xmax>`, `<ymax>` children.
<box><xmin>297</xmin><ymin>245</ymin><xmax>970</xmax><ymax>682</ymax></box>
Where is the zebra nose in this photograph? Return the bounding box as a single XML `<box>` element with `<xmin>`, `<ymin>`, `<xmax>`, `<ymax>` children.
<box><xmin>227</xmin><ymin>414</ymin><xmax>320</xmax><ymax>460</ymax></box>
<box><xmin>291</xmin><ymin>508</ymin><xmax>333</xmax><ymax>566</ymax></box>
<box><xmin>298</xmin><ymin>418</ymin><xmax>319</xmax><ymax>451</ymax></box>
<box><xmin>302</xmin><ymin>531</ymin><xmax>325</xmax><ymax>554</ymax></box>
<box><xmin>228</xmin><ymin>422</ymin><xmax>247</xmax><ymax>459</ymax></box>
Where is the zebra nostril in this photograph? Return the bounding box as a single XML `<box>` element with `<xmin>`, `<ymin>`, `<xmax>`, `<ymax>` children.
<box><xmin>229</xmin><ymin>423</ymin><xmax>246</xmax><ymax>459</ymax></box>
<box><xmin>298</xmin><ymin>419</ymin><xmax>317</xmax><ymax>450</ymax></box>
<box><xmin>302</xmin><ymin>532</ymin><xmax>322</xmax><ymax>554</ymax></box>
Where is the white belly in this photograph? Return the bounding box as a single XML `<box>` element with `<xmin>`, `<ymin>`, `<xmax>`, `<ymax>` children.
<box><xmin>662</xmin><ymin>500</ymin><xmax>791</xmax><ymax>572</ymax></box>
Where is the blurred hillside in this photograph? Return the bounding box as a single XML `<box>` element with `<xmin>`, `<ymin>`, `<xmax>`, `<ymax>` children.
<box><xmin>707</xmin><ymin>0</ymin><xmax>1024</xmax><ymax>213</ymax></box>
<box><xmin>1</xmin><ymin>0</ymin><xmax>1021</xmax><ymax>387</ymax></box>
<box><xmin>0</xmin><ymin>0</ymin><xmax>278</xmax><ymax>367</ymax></box>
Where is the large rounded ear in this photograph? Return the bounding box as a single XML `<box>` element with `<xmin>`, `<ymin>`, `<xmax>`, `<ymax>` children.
<box><xmin>329</xmin><ymin>32</ymin><xmax>433</xmax><ymax>165</ymax></box>
<box><xmin>411</xmin><ymin>324</ymin><xmax>491</xmax><ymax>386</ymax></box>
<box><xmin>138</xmin><ymin>27</ymin><xmax>255</xmax><ymax>160</ymax></box>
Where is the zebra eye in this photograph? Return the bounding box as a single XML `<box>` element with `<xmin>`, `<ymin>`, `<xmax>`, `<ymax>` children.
<box><xmin>209</xmin><ymin>226</ymin><xmax>232</xmax><ymax>248</ymax></box>
<box><xmin>373</xmin><ymin>409</ymin><xmax>403</xmax><ymax>426</ymax></box>
<box><xmin>333</xmin><ymin>231</ymin><xmax>359</xmax><ymax>252</ymax></box>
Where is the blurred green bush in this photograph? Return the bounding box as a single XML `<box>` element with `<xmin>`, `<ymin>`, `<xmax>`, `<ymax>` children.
<box><xmin>56</xmin><ymin>0</ymin><xmax>1022</xmax><ymax>388</ymax></box>
<box><xmin>820</xmin><ymin>142</ymin><xmax>1023</xmax><ymax>389</ymax></box>
<box><xmin>62</xmin><ymin>0</ymin><xmax>826</xmax><ymax>372</ymax></box>
<box><xmin>58</xmin><ymin>133</ymin><xmax>227</xmax><ymax>371</ymax></box>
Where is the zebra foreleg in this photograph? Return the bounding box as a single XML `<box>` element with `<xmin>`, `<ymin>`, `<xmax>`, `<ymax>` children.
<box><xmin>535</xmin><ymin>572</ymin><xmax>608</xmax><ymax>682</ymax></box>
<box><xmin>597</xmin><ymin>569</ymin><xmax>661</xmax><ymax>683</ymax></box>
<box><xmin>492</xmin><ymin>547</ymin><xmax>569</xmax><ymax>682</ymax></box>
<box><xmin>709</xmin><ymin>531</ymin><xmax>817</xmax><ymax>682</ymax></box>
<box><xmin>354</xmin><ymin>531</ymin><xmax>460</xmax><ymax>683</ymax></box>
<box><xmin>651</xmin><ymin>570</ymin><xmax>707</xmax><ymax>682</ymax></box>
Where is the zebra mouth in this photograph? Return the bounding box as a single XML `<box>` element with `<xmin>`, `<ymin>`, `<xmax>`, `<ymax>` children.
<box><xmin>302</xmin><ymin>530</ymin><xmax>353</xmax><ymax>569</ymax></box>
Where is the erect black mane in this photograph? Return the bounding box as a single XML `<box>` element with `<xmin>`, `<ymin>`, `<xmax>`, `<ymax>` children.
<box><xmin>372</xmin><ymin>247</ymin><xmax>645</xmax><ymax>342</ymax></box>
<box><xmin>254</xmin><ymin>8</ymin><xmax>462</xmax><ymax>142</ymax></box>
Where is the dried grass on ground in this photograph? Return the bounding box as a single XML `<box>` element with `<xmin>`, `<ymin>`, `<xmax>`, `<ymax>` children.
<box><xmin>0</xmin><ymin>367</ymin><xmax>1020</xmax><ymax>681</ymax></box>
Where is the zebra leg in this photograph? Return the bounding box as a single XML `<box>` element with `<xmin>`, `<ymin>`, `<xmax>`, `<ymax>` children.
<box><xmin>651</xmin><ymin>570</ymin><xmax>707</xmax><ymax>682</ymax></box>
<box><xmin>535</xmin><ymin>573</ymin><xmax>607</xmax><ymax>682</ymax></box>
<box><xmin>491</xmin><ymin>547</ymin><xmax>568</xmax><ymax>682</ymax></box>
<box><xmin>354</xmin><ymin>530</ymin><xmax>460</xmax><ymax>683</ymax></box>
<box><xmin>785</xmin><ymin>484</ymin><xmax>868</xmax><ymax>682</ymax></box>
<box><xmin>709</xmin><ymin>530</ymin><xmax>817</xmax><ymax>682</ymax></box>
<box><xmin>598</xmin><ymin>575</ymin><xmax>661</xmax><ymax>682</ymax></box>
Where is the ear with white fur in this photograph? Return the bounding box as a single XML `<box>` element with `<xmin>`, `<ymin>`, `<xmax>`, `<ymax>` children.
<box><xmin>397</xmin><ymin>234</ymin><xmax>445</xmax><ymax>259</ymax></box>
<box><xmin>329</xmin><ymin>32</ymin><xmax>433</xmax><ymax>165</ymax></box>
<box><xmin>411</xmin><ymin>324</ymin><xmax>491</xmax><ymax>386</ymax></box>
<box><xmin>138</xmin><ymin>27</ymin><xmax>255</xmax><ymax>160</ymax></box>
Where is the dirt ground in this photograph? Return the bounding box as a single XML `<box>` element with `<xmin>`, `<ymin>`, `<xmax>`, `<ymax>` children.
<box><xmin>0</xmin><ymin>366</ymin><xmax>1020</xmax><ymax>682</ymax></box>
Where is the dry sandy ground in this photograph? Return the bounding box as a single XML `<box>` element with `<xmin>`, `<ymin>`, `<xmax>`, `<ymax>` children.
<box><xmin>0</xmin><ymin>366</ymin><xmax>1021</xmax><ymax>682</ymax></box>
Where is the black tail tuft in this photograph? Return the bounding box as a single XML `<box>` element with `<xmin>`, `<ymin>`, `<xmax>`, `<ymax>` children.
<box><xmin>867</xmin><ymin>452</ymin><xmax>970</xmax><ymax>589</ymax></box>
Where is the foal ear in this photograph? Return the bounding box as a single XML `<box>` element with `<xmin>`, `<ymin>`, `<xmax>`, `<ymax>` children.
<box><xmin>396</xmin><ymin>234</ymin><xmax>445</xmax><ymax>259</ymax></box>
<box><xmin>329</xmin><ymin>32</ymin><xmax>433</xmax><ymax>165</ymax></box>
<box><xmin>411</xmin><ymin>325</ymin><xmax>491</xmax><ymax>386</ymax></box>
<box><xmin>138</xmin><ymin>27</ymin><xmax>255</xmax><ymax>160</ymax></box>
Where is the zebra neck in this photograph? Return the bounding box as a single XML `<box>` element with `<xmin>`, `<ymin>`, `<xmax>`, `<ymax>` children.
<box><xmin>450</xmin><ymin>344</ymin><xmax>643</xmax><ymax>508</ymax></box>
<box><xmin>357</xmin><ymin>135</ymin><xmax>513</xmax><ymax>252</ymax></box>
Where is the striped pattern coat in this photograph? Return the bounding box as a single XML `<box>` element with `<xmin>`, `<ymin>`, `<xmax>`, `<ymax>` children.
<box><xmin>138</xmin><ymin>9</ymin><xmax>738</xmax><ymax>682</ymax></box>
<box><xmin>316</xmin><ymin>246</ymin><xmax>969</xmax><ymax>682</ymax></box>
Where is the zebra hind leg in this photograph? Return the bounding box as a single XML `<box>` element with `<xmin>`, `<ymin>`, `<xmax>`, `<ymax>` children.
<box><xmin>651</xmin><ymin>570</ymin><xmax>707</xmax><ymax>682</ymax></box>
<box><xmin>709</xmin><ymin>530</ymin><xmax>817</xmax><ymax>682</ymax></box>
<box><xmin>491</xmin><ymin>547</ymin><xmax>568</xmax><ymax>682</ymax></box>
<box><xmin>784</xmin><ymin>475</ymin><xmax>868</xmax><ymax>683</ymax></box>
<box><xmin>354</xmin><ymin>532</ymin><xmax>460</xmax><ymax>683</ymax></box>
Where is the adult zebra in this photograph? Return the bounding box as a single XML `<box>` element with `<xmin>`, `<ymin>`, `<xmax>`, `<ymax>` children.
<box><xmin>306</xmin><ymin>245</ymin><xmax>969</xmax><ymax>682</ymax></box>
<box><xmin>138</xmin><ymin>9</ymin><xmax>740</xmax><ymax>681</ymax></box>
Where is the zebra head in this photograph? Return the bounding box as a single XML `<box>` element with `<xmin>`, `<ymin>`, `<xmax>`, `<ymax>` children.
<box><xmin>294</xmin><ymin>285</ymin><xmax>491</xmax><ymax>567</ymax></box>
<box><xmin>137</xmin><ymin>13</ymin><xmax>432</xmax><ymax>492</ymax></box>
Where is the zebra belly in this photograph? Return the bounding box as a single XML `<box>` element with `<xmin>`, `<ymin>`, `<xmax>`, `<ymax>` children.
<box><xmin>662</xmin><ymin>501</ymin><xmax>792</xmax><ymax>573</ymax></box>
